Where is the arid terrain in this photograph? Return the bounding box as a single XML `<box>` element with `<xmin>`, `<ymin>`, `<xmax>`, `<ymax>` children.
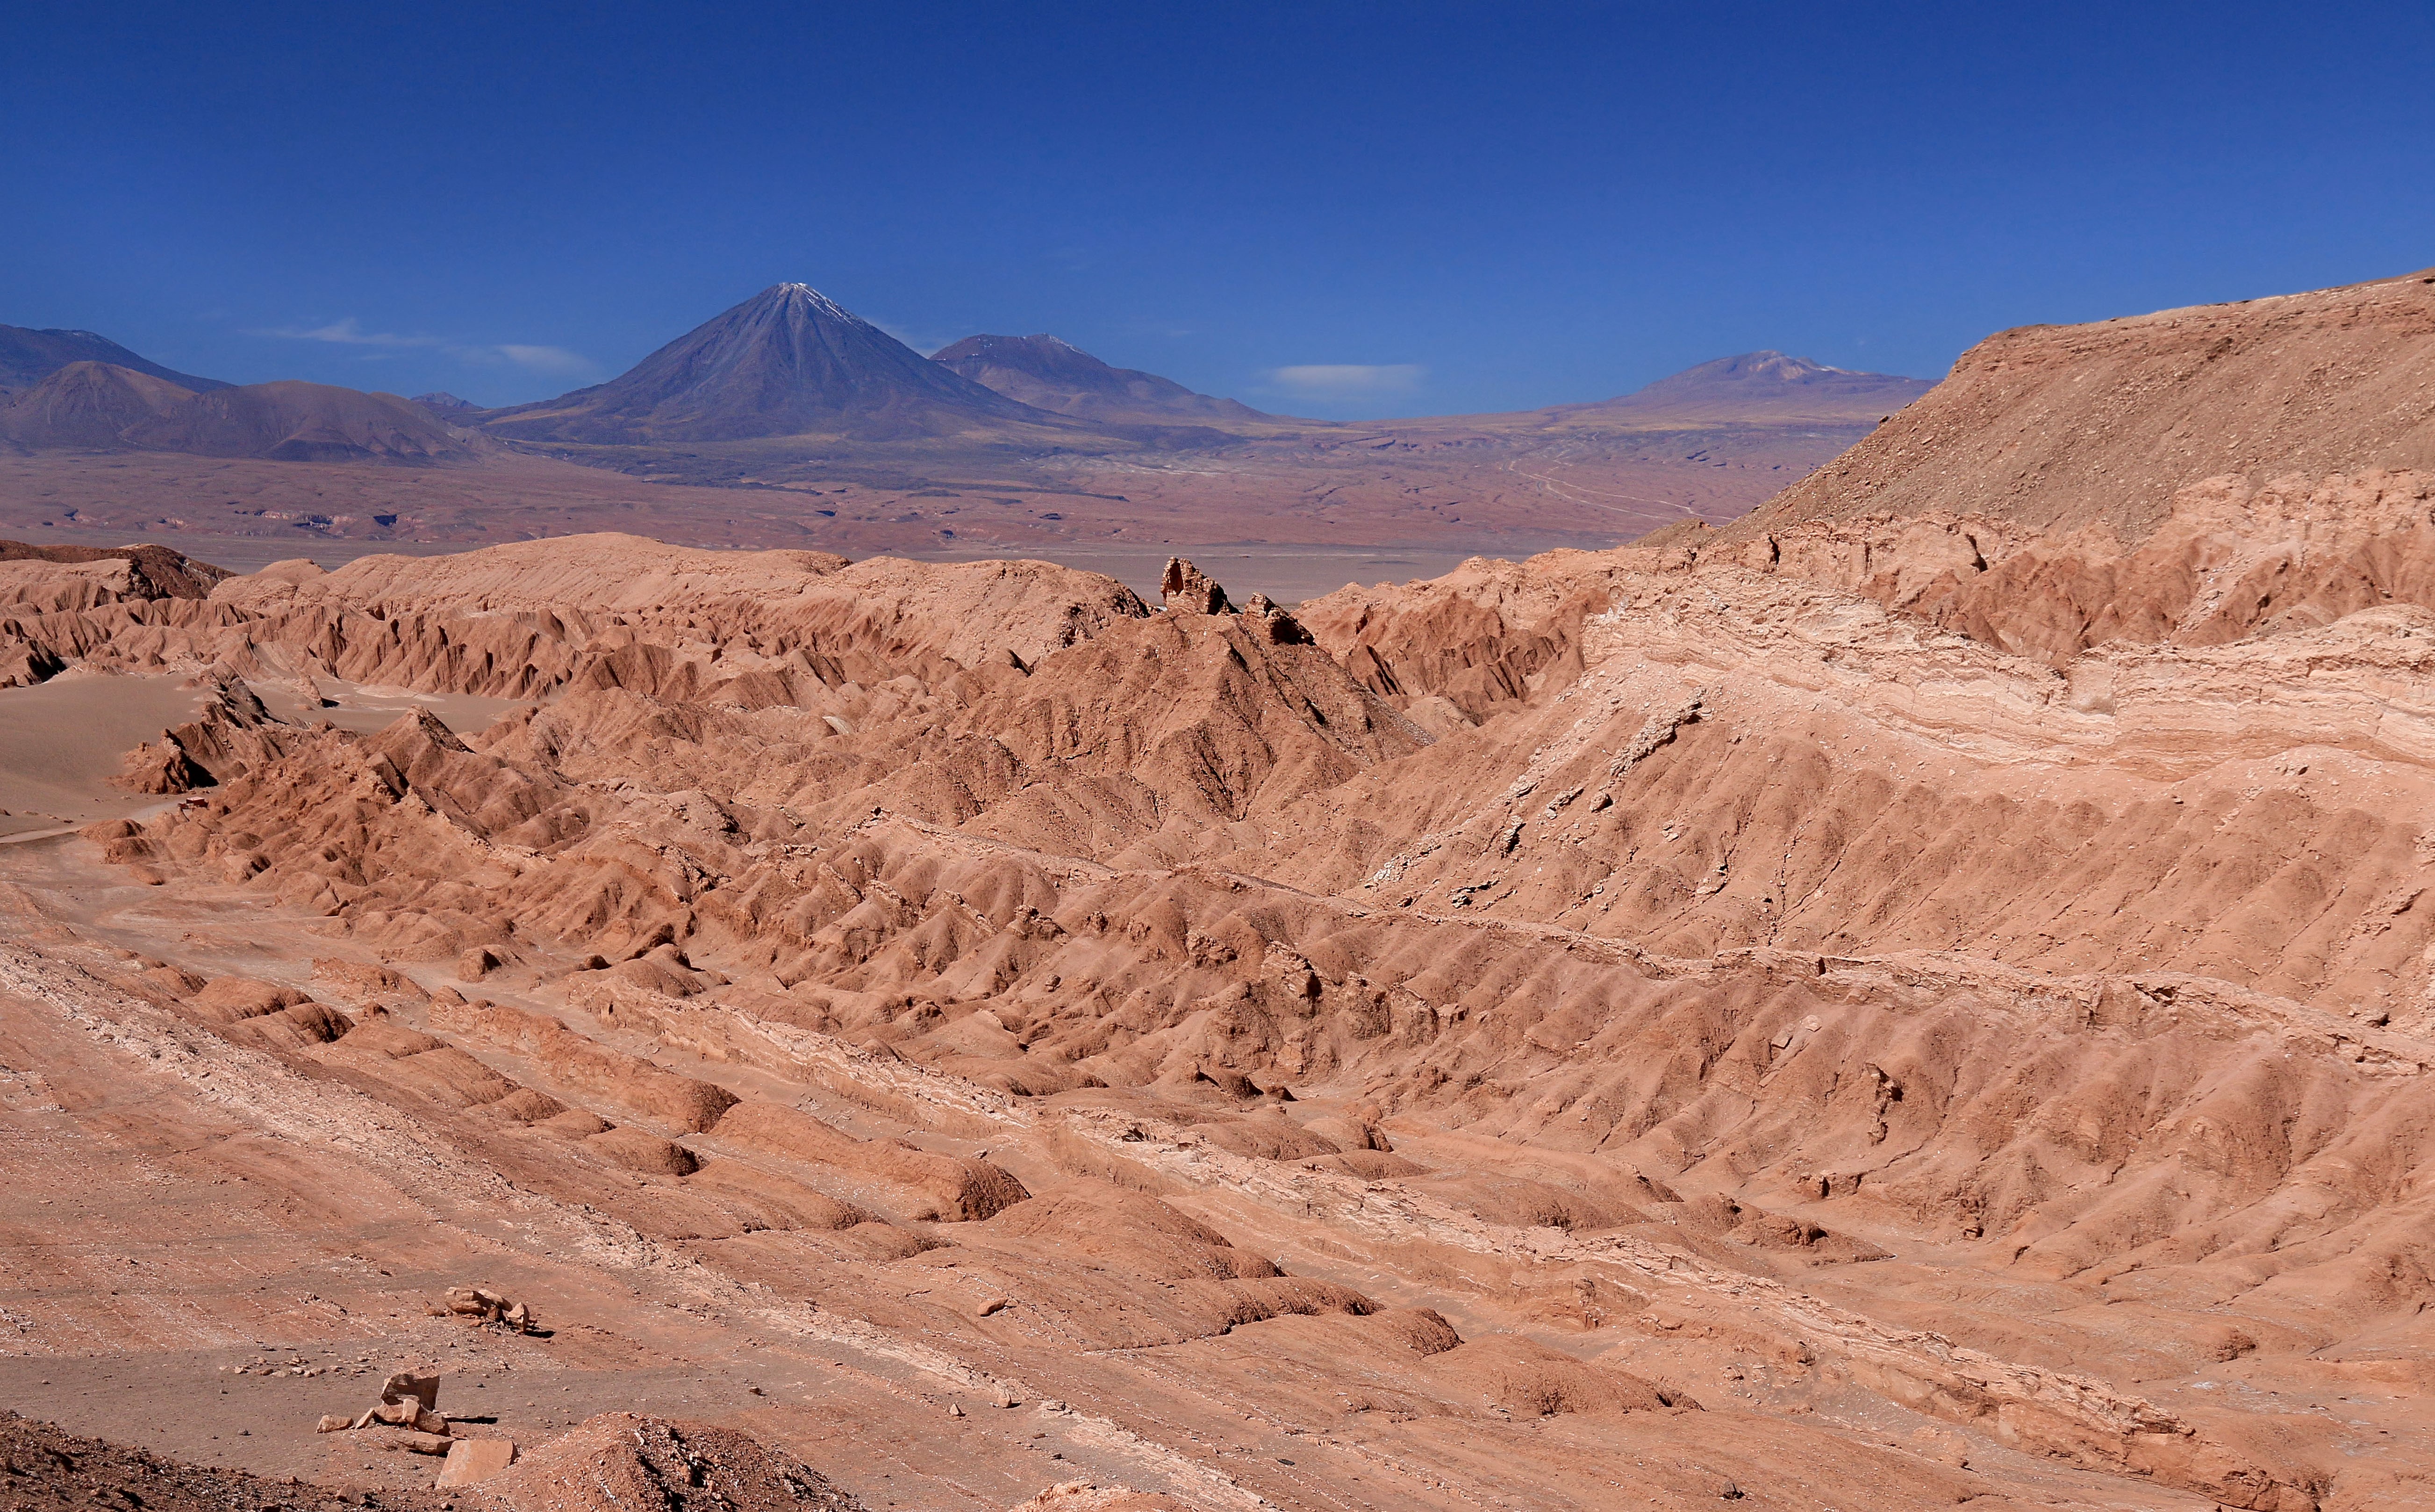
<box><xmin>0</xmin><ymin>289</ymin><xmax>1924</xmax><ymax>603</ymax></box>
<box><xmin>0</xmin><ymin>429</ymin><xmax>1846</xmax><ymax>607</ymax></box>
<box><xmin>3</xmin><ymin>267</ymin><xmax>2434</xmax><ymax>1511</ymax></box>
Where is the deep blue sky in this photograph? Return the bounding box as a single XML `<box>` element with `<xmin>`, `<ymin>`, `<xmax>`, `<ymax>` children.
<box><xmin>5</xmin><ymin>2</ymin><xmax>2429</xmax><ymax>417</ymax></box>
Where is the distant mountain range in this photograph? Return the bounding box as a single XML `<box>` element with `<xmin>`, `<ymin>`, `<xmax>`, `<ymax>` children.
<box><xmin>0</xmin><ymin>292</ymin><xmax>1931</xmax><ymax>472</ymax></box>
<box><xmin>0</xmin><ymin>356</ymin><xmax>493</xmax><ymax>465</ymax></box>
<box><xmin>932</xmin><ymin>332</ymin><xmax>1269</xmax><ymax>425</ymax></box>
<box><xmin>0</xmin><ymin>362</ymin><xmax>201</xmax><ymax>451</ymax></box>
<box><xmin>1566</xmin><ymin>350</ymin><xmax>1933</xmax><ymax>424</ymax></box>
<box><xmin>480</xmin><ymin>284</ymin><xmax>1053</xmax><ymax>444</ymax></box>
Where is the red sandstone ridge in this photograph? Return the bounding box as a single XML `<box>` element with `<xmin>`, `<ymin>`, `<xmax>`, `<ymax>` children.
<box><xmin>7</xmin><ymin>265</ymin><xmax>2435</xmax><ymax>1512</ymax></box>
<box><xmin>1</xmin><ymin>539</ymin><xmax>229</xmax><ymax>603</ymax></box>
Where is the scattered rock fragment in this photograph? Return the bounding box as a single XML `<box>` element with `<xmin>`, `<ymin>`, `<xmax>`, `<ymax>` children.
<box><xmin>369</xmin><ymin>1372</ymin><xmax>450</xmax><ymax>1434</ymax></box>
<box><xmin>384</xmin><ymin>1372</ymin><xmax>442</xmax><ymax>1413</ymax></box>
<box><xmin>318</xmin><ymin>1370</ymin><xmax>452</xmax><ymax>1441</ymax></box>
<box><xmin>390</xmin><ymin>1432</ymin><xmax>454</xmax><ymax>1457</ymax></box>
<box><xmin>441</xmin><ymin>1285</ymin><xmax>543</xmax><ymax>1333</ymax></box>
<box><xmin>1006</xmin><ymin>1480</ymin><xmax>1185</xmax><ymax>1511</ymax></box>
<box><xmin>435</xmin><ymin>1437</ymin><xmax>519</xmax><ymax>1488</ymax></box>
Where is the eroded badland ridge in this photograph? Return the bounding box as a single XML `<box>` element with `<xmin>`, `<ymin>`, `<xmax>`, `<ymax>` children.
<box><xmin>2</xmin><ymin>269</ymin><xmax>2434</xmax><ymax>1510</ymax></box>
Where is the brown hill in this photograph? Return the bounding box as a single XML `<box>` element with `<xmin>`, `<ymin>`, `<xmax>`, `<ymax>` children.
<box><xmin>1729</xmin><ymin>267</ymin><xmax>2435</xmax><ymax>543</ymax></box>
<box><xmin>0</xmin><ymin>361</ymin><xmax>196</xmax><ymax>449</ymax></box>
<box><xmin>0</xmin><ymin>323</ymin><xmax>228</xmax><ymax>396</ymax></box>
<box><xmin>118</xmin><ymin>378</ymin><xmax>499</xmax><ymax>464</ymax></box>
<box><xmin>1634</xmin><ymin>268</ymin><xmax>2435</xmax><ymax>668</ymax></box>
<box><xmin>484</xmin><ymin>284</ymin><xmax>1065</xmax><ymax>444</ymax></box>
<box><xmin>933</xmin><ymin>333</ymin><xmax>1269</xmax><ymax>425</ymax></box>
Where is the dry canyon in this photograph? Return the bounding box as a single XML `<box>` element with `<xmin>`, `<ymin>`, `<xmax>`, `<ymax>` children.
<box><xmin>3</xmin><ymin>268</ymin><xmax>2435</xmax><ymax>1511</ymax></box>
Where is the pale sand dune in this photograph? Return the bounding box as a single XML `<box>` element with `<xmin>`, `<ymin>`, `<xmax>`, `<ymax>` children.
<box><xmin>0</xmin><ymin>675</ymin><xmax>528</xmax><ymax>836</ymax></box>
<box><xmin>251</xmin><ymin>679</ymin><xmax>536</xmax><ymax>738</ymax></box>
<box><xmin>0</xmin><ymin>674</ymin><xmax>205</xmax><ymax>831</ymax></box>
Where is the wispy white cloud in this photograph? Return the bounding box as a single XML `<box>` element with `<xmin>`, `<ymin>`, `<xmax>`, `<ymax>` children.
<box><xmin>1266</xmin><ymin>363</ymin><xmax>1426</xmax><ymax>397</ymax></box>
<box><xmin>493</xmin><ymin>344</ymin><xmax>597</xmax><ymax>377</ymax></box>
<box><xmin>249</xmin><ymin>319</ymin><xmax>603</xmax><ymax>383</ymax></box>
<box><xmin>256</xmin><ymin>318</ymin><xmax>443</xmax><ymax>349</ymax></box>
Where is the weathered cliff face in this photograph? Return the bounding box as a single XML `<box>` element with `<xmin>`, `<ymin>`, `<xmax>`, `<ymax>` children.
<box><xmin>11</xmin><ymin>272</ymin><xmax>2435</xmax><ymax>1512</ymax></box>
<box><xmin>1680</xmin><ymin>469</ymin><xmax>2435</xmax><ymax>664</ymax></box>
